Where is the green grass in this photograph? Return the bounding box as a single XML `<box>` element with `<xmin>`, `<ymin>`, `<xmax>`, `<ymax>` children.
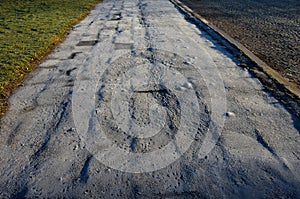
<box><xmin>0</xmin><ymin>0</ymin><xmax>101</xmax><ymax>115</ymax></box>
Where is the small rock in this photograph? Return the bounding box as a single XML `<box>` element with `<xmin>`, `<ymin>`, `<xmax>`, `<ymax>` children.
<box><xmin>183</xmin><ymin>82</ymin><xmax>193</xmax><ymax>89</ymax></box>
<box><xmin>175</xmin><ymin>86</ymin><xmax>186</xmax><ymax>91</ymax></box>
<box><xmin>73</xmin><ymin>145</ymin><xmax>78</xmax><ymax>151</ymax></box>
<box><xmin>67</xmin><ymin>128</ymin><xmax>76</xmax><ymax>132</ymax></box>
<box><xmin>225</xmin><ymin>112</ymin><xmax>235</xmax><ymax>117</ymax></box>
<box><xmin>183</xmin><ymin>61</ymin><xmax>190</xmax><ymax>65</ymax></box>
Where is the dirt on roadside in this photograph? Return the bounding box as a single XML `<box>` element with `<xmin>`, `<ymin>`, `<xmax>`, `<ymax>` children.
<box><xmin>180</xmin><ymin>0</ymin><xmax>300</xmax><ymax>88</ymax></box>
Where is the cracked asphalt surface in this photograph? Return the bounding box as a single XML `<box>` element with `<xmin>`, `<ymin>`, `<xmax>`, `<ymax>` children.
<box><xmin>0</xmin><ymin>0</ymin><xmax>299</xmax><ymax>198</ymax></box>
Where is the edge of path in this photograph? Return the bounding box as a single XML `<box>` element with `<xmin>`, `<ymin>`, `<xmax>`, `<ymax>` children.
<box><xmin>170</xmin><ymin>0</ymin><xmax>300</xmax><ymax>119</ymax></box>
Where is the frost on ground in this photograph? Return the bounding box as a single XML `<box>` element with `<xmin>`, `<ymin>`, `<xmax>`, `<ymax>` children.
<box><xmin>0</xmin><ymin>0</ymin><xmax>299</xmax><ymax>198</ymax></box>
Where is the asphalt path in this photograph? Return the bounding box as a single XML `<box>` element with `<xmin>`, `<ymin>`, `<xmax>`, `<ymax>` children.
<box><xmin>0</xmin><ymin>0</ymin><xmax>299</xmax><ymax>198</ymax></box>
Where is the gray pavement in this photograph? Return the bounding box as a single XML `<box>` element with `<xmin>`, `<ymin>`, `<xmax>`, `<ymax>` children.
<box><xmin>0</xmin><ymin>0</ymin><xmax>299</xmax><ymax>198</ymax></box>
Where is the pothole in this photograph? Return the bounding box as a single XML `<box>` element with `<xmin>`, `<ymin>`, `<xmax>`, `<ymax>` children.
<box><xmin>93</xmin><ymin>50</ymin><xmax>210</xmax><ymax>154</ymax></box>
<box><xmin>68</xmin><ymin>52</ymin><xmax>82</xmax><ymax>59</ymax></box>
<box><xmin>109</xmin><ymin>12</ymin><xmax>122</xmax><ymax>21</ymax></box>
<box><xmin>114</xmin><ymin>43</ymin><xmax>133</xmax><ymax>50</ymax></box>
<box><xmin>76</xmin><ymin>40</ymin><xmax>98</xmax><ymax>46</ymax></box>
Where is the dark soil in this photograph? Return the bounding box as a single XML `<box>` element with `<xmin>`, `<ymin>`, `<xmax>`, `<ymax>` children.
<box><xmin>180</xmin><ymin>0</ymin><xmax>300</xmax><ymax>88</ymax></box>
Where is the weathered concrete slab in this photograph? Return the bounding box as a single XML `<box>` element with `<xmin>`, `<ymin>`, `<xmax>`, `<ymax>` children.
<box><xmin>0</xmin><ymin>0</ymin><xmax>299</xmax><ymax>198</ymax></box>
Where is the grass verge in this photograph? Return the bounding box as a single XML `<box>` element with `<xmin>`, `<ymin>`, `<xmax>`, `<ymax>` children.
<box><xmin>0</xmin><ymin>0</ymin><xmax>102</xmax><ymax>116</ymax></box>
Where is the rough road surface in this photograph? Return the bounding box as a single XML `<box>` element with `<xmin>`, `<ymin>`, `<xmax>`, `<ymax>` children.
<box><xmin>1</xmin><ymin>0</ymin><xmax>300</xmax><ymax>198</ymax></box>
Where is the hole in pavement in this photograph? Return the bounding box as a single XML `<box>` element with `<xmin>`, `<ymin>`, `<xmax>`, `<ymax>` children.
<box><xmin>76</xmin><ymin>40</ymin><xmax>98</xmax><ymax>46</ymax></box>
<box><xmin>68</xmin><ymin>52</ymin><xmax>82</xmax><ymax>59</ymax></box>
<box><xmin>109</xmin><ymin>17</ymin><xmax>121</xmax><ymax>21</ymax></box>
<box><xmin>114</xmin><ymin>43</ymin><xmax>133</xmax><ymax>50</ymax></box>
<box><xmin>66</xmin><ymin>67</ymin><xmax>77</xmax><ymax>76</ymax></box>
<box><xmin>110</xmin><ymin>13</ymin><xmax>122</xmax><ymax>21</ymax></box>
